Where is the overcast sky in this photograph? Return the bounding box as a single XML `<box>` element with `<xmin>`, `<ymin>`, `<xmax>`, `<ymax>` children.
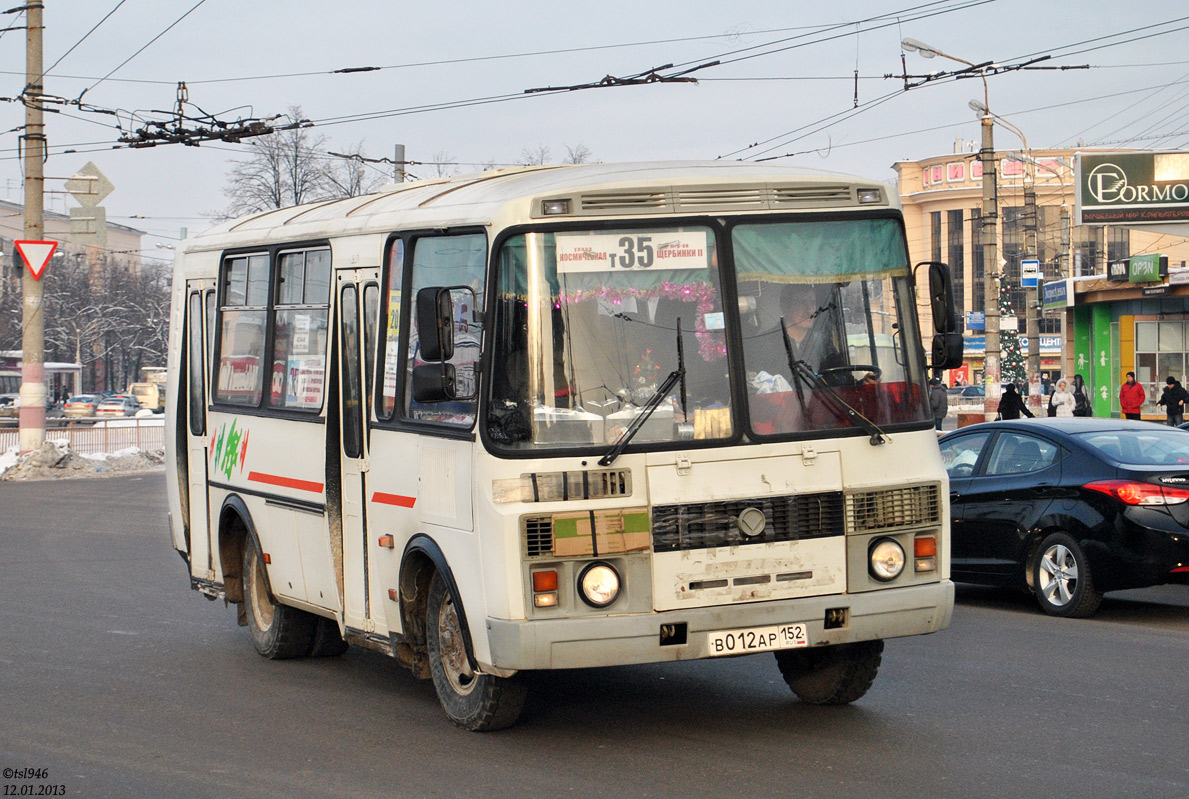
<box><xmin>2</xmin><ymin>0</ymin><xmax>1187</xmax><ymax>251</ymax></box>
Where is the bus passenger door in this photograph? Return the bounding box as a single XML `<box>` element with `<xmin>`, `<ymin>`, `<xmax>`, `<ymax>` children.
<box><xmin>183</xmin><ymin>280</ymin><xmax>216</xmax><ymax>581</ymax></box>
<box><xmin>337</xmin><ymin>270</ymin><xmax>382</xmax><ymax>634</ymax></box>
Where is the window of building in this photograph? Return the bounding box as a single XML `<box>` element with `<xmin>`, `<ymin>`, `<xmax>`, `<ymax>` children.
<box><xmin>947</xmin><ymin>210</ymin><xmax>965</xmax><ymax>315</ymax></box>
<box><xmin>971</xmin><ymin>208</ymin><xmax>985</xmax><ymax>315</ymax></box>
<box><xmin>1134</xmin><ymin>320</ymin><xmax>1187</xmax><ymax>413</ymax></box>
<box><xmin>930</xmin><ymin>212</ymin><xmax>942</xmax><ymax>263</ymax></box>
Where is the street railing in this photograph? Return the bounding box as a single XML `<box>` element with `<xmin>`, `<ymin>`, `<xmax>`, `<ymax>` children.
<box><xmin>0</xmin><ymin>416</ymin><xmax>165</xmax><ymax>456</ymax></box>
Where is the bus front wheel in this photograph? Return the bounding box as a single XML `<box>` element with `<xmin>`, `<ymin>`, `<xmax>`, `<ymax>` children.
<box><xmin>774</xmin><ymin>640</ymin><xmax>884</xmax><ymax>705</ymax></box>
<box><xmin>242</xmin><ymin>537</ymin><xmax>316</xmax><ymax>659</ymax></box>
<box><xmin>425</xmin><ymin>573</ymin><xmax>526</xmax><ymax>731</ymax></box>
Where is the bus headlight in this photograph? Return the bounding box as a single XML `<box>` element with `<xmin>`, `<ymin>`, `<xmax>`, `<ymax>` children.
<box><xmin>577</xmin><ymin>562</ymin><xmax>620</xmax><ymax>608</ymax></box>
<box><xmin>869</xmin><ymin>538</ymin><xmax>906</xmax><ymax>582</ymax></box>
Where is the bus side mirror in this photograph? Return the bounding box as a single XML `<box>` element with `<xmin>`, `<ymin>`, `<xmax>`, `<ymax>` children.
<box><xmin>931</xmin><ymin>332</ymin><xmax>965</xmax><ymax>370</ymax></box>
<box><xmin>416</xmin><ymin>287</ymin><xmax>454</xmax><ymax>361</ymax></box>
<box><xmin>923</xmin><ymin>261</ymin><xmax>958</xmax><ymax>334</ymax></box>
<box><xmin>412</xmin><ymin>363</ymin><xmax>457</xmax><ymax>402</ymax></box>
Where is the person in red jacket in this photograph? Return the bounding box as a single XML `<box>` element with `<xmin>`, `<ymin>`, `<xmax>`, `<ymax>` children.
<box><xmin>1119</xmin><ymin>371</ymin><xmax>1146</xmax><ymax>420</ymax></box>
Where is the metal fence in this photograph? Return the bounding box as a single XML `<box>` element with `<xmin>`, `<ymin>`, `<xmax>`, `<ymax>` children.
<box><xmin>0</xmin><ymin>418</ymin><xmax>165</xmax><ymax>455</ymax></box>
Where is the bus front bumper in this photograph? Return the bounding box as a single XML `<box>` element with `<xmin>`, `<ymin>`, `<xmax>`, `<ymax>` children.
<box><xmin>483</xmin><ymin>580</ymin><xmax>953</xmax><ymax>672</ymax></box>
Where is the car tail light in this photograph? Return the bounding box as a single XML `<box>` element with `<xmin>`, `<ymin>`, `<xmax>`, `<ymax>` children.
<box><xmin>1085</xmin><ymin>480</ymin><xmax>1189</xmax><ymax>506</ymax></box>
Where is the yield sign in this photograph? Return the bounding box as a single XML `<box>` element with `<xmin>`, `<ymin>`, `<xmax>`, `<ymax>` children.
<box><xmin>15</xmin><ymin>240</ymin><xmax>58</xmax><ymax>280</ymax></box>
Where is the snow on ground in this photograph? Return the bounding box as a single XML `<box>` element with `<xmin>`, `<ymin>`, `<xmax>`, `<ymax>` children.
<box><xmin>0</xmin><ymin>439</ymin><xmax>164</xmax><ymax>481</ymax></box>
<box><xmin>0</xmin><ymin>445</ymin><xmax>18</xmax><ymax>479</ymax></box>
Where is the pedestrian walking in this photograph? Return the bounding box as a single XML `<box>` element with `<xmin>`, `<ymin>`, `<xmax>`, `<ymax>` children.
<box><xmin>1050</xmin><ymin>379</ymin><xmax>1076</xmax><ymax>417</ymax></box>
<box><xmin>1157</xmin><ymin>376</ymin><xmax>1187</xmax><ymax>426</ymax></box>
<box><xmin>1119</xmin><ymin>371</ymin><xmax>1146</xmax><ymax>420</ymax></box>
<box><xmin>929</xmin><ymin>377</ymin><xmax>948</xmax><ymax>431</ymax></box>
<box><xmin>1072</xmin><ymin>374</ymin><xmax>1092</xmax><ymax>417</ymax></box>
<box><xmin>997</xmin><ymin>383</ymin><xmax>1034</xmax><ymax>420</ymax></box>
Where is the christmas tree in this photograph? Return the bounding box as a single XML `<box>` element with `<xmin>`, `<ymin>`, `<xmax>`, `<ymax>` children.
<box><xmin>999</xmin><ymin>279</ymin><xmax>1026</xmax><ymax>385</ymax></box>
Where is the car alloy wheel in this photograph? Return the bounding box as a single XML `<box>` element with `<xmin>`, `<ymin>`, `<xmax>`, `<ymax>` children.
<box><xmin>1038</xmin><ymin>543</ymin><xmax>1079</xmax><ymax>607</ymax></box>
<box><xmin>1032</xmin><ymin>532</ymin><xmax>1102</xmax><ymax>618</ymax></box>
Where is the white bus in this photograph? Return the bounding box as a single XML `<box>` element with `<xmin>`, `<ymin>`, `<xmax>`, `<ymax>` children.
<box><xmin>165</xmin><ymin>162</ymin><xmax>963</xmax><ymax>730</ymax></box>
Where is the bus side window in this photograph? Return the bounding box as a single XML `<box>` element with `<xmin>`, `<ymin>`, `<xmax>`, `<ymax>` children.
<box><xmin>378</xmin><ymin>238</ymin><xmax>405</xmax><ymax>419</ymax></box>
<box><xmin>187</xmin><ymin>292</ymin><xmax>206</xmax><ymax>436</ymax></box>
<box><xmin>214</xmin><ymin>254</ymin><xmax>269</xmax><ymax>406</ymax></box>
<box><xmin>402</xmin><ymin>233</ymin><xmax>486</xmax><ymax>426</ymax></box>
<box><xmin>363</xmin><ymin>283</ymin><xmax>379</xmax><ymax>422</ymax></box>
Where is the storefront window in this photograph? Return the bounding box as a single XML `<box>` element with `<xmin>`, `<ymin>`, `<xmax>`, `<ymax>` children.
<box><xmin>1134</xmin><ymin>320</ymin><xmax>1189</xmax><ymax>414</ymax></box>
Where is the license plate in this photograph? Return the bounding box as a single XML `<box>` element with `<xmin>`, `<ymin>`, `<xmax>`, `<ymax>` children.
<box><xmin>707</xmin><ymin>623</ymin><xmax>809</xmax><ymax>657</ymax></box>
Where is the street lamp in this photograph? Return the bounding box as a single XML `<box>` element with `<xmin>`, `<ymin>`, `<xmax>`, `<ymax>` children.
<box><xmin>903</xmin><ymin>37</ymin><xmax>1000</xmax><ymax>421</ymax></box>
<box><xmin>972</xmin><ymin>101</ymin><xmax>1046</xmax><ymax>414</ymax></box>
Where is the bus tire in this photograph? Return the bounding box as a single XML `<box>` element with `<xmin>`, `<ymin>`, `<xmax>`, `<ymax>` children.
<box><xmin>308</xmin><ymin>617</ymin><xmax>349</xmax><ymax>657</ymax></box>
<box><xmin>774</xmin><ymin>640</ymin><xmax>884</xmax><ymax>705</ymax></box>
<box><xmin>425</xmin><ymin>573</ymin><xmax>526</xmax><ymax>731</ymax></box>
<box><xmin>242</xmin><ymin>537</ymin><xmax>316</xmax><ymax>659</ymax></box>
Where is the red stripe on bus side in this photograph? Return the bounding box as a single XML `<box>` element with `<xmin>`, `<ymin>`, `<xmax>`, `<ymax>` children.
<box><xmin>372</xmin><ymin>491</ymin><xmax>416</xmax><ymax>508</ymax></box>
<box><xmin>247</xmin><ymin>471</ymin><xmax>324</xmax><ymax>494</ymax></box>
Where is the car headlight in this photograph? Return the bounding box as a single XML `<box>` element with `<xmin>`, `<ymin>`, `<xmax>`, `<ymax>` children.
<box><xmin>577</xmin><ymin>562</ymin><xmax>621</xmax><ymax>608</ymax></box>
<box><xmin>869</xmin><ymin>538</ymin><xmax>906</xmax><ymax>582</ymax></box>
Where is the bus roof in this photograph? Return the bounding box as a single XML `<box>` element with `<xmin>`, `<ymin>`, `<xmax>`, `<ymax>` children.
<box><xmin>182</xmin><ymin>161</ymin><xmax>896</xmax><ymax>256</ymax></box>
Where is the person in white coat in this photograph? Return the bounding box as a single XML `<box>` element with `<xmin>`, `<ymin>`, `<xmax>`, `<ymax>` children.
<box><xmin>1049</xmin><ymin>378</ymin><xmax>1076</xmax><ymax>417</ymax></box>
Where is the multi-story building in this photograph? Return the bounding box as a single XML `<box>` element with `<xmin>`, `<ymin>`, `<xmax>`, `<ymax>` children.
<box><xmin>896</xmin><ymin>146</ymin><xmax>1189</xmax><ymax>417</ymax></box>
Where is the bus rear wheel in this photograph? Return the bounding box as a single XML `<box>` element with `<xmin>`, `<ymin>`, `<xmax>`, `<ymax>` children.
<box><xmin>243</xmin><ymin>537</ymin><xmax>316</xmax><ymax>659</ymax></box>
<box><xmin>774</xmin><ymin>640</ymin><xmax>884</xmax><ymax>705</ymax></box>
<box><xmin>426</xmin><ymin>573</ymin><xmax>526</xmax><ymax>731</ymax></box>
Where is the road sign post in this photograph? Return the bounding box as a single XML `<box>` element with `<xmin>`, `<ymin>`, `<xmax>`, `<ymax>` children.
<box><xmin>15</xmin><ymin>240</ymin><xmax>57</xmax><ymax>280</ymax></box>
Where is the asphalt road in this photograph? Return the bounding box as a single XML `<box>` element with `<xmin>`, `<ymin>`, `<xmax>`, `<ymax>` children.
<box><xmin>2</xmin><ymin>474</ymin><xmax>1187</xmax><ymax>799</ymax></box>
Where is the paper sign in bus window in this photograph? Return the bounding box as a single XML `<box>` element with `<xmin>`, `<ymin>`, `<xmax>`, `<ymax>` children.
<box><xmin>555</xmin><ymin>231</ymin><xmax>708</xmax><ymax>273</ymax></box>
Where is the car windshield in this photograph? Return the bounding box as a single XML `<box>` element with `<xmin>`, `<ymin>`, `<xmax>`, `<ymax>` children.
<box><xmin>487</xmin><ymin>218</ymin><xmax>931</xmax><ymax>453</ymax></box>
<box><xmin>1076</xmin><ymin>429</ymin><xmax>1189</xmax><ymax>465</ymax></box>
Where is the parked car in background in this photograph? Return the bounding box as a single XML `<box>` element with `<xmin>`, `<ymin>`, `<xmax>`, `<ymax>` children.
<box><xmin>95</xmin><ymin>395</ymin><xmax>142</xmax><ymax>417</ymax></box>
<box><xmin>63</xmin><ymin>394</ymin><xmax>101</xmax><ymax>417</ymax></box>
<box><xmin>127</xmin><ymin>382</ymin><xmax>164</xmax><ymax>412</ymax></box>
<box><xmin>0</xmin><ymin>393</ymin><xmax>16</xmax><ymax>417</ymax></box>
<box><xmin>939</xmin><ymin>418</ymin><xmax>1189</xmax><ymax>618</ymax></box>
<box><xmin>947</xmin><ymin>385</ymin><xmax>985</xmax><ymax>399</ymax></box>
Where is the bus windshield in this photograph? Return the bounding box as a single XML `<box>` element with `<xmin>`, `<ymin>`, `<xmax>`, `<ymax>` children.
<box><xmin>487</xmin><ymin>218</ymin><xmax>930</xmax><ymax>452</ymax></box>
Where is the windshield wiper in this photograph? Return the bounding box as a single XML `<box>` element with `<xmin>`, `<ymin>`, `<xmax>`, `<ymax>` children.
<box><xmin>779</xmin><ymin>315</ymin><xmax>810</xmax><ymax>418</ymax></box>
<box><xmin>598</xmin><ymin>367</ymin><xmax>684</xmax><ymax>466</ymax></box>
<box><xmin>789</xmin><ymin>359</ymin><xmax>889</xmax><ymax>446</ymax></box>
<box><xmin>600</xmin><ymin>322</ymin><xmax>686</xmax><ymax>467</ymax></box>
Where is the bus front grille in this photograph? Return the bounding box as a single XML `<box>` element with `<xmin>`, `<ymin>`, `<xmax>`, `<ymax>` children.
<box><xmin>846</xmin><ymin>484</ymin><xmax>941</xmax><ymax>533</ymax></box>
<box><xmin>524</xmin><ymin>515</ymin><xmax>554</xmax><ymax>558</ymax></box>
<box><xmin>652</xmin><ymin>492</ymin><xmax>844</xmax><ymax>553</ymax></box>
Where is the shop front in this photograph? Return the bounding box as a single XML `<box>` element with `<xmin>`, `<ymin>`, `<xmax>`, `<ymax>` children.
<box><xmin>1063</xmin><ymin>256</ymin><xmax>1189</xmax><ymax>419</ymax></box>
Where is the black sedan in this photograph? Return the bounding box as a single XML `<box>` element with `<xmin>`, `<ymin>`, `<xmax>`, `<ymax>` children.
<box><xmin>939</xmin><ymin>418</ymin><xmax>1189</xmax><ymax>617</ymax></box>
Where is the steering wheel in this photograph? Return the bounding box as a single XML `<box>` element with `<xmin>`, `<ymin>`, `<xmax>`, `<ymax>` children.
<box><xmin>818</xmin><ymin>364</ymin><xmax>882</xmax><ymax>382</ymax></box>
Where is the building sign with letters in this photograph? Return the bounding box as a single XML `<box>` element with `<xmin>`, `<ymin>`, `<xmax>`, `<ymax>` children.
<box><xmin>1077</xmin><ymin>151</ymin><xmax>1189</xmax><ymax>225</ymax></box>
<box><xmin>1043</xmin><ymin>278</ymin><xmax>1073</xmax><ymax>309</ymax></box>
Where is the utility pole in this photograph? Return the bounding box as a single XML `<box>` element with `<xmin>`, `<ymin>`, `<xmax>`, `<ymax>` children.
<box><xmin>1024</xmin><ymin>177</ymin><xmax>1041</xmax><ymax>414</ymax></box>
<box><xmin>979</xmin><ymin>113</ymin><xmax>1001</xmax><ymax>421</ymax></box>
<box><xmin>19</xmin><ymin>2</ymin><xmax>46</xmax><ymax>453</ymax></box>
<box><xmin>393</xmin><ymin>144</ymin><xmax>406</xmax><ymax>183</ymax></box>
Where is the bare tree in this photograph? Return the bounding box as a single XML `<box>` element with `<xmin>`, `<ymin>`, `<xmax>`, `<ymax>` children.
<box><xmin>222</xmin><ymin>105</ymin><xmax>329</xmax><ymax>217</ymax></box>
<box><xmin>430</xmin><ymin>149</ymin><xmax>459</xmax><ymax>178</ymax></box>
<box><xmin>324</xmin><ymin>143</ymin><xmax>386</xmax><ymax>198</ymax></box>
<box><xmin>519</xmin><ymin>144</ymin><xmax>551</xmax><ymax>166</ymax></box>
<box><xmin>563</xmin><ymin>143</ymin><xmax>593</xmax><ymax>164</ymax></box>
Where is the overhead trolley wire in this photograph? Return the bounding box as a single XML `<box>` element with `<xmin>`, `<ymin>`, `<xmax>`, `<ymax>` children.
<box><xmin>74</xmin><ymin>0</ymin><xmax>209</xmax><ymax>103</ymax></box>
<box><xmin>38</xmin><ymin>0</ymin><xmax>129</xmax><ymax>83</ymax></box>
